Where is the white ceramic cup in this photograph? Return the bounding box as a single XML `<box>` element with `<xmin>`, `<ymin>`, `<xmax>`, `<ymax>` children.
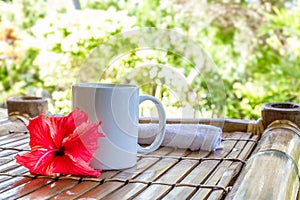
<box><xmin>72</xmin><ymin>83</ymin><xmax>166</xmax><ymax>170</ymax></box>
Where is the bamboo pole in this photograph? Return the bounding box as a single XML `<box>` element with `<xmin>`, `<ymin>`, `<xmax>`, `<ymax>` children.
<box><xmin>139</xmin><ymin>117</ymin><xmax>263</xmax><ymax>134</ymax></box>
<box><xmin>226</xmin><ymin>120</ymin><xmax>300</xmax><ymax>200</ymax></box>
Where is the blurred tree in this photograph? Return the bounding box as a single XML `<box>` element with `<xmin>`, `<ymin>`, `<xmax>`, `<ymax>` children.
<box><xmin>1</xmin><ymin>0</ymin><xmax>300</xmax><ymax>119</ymax></box>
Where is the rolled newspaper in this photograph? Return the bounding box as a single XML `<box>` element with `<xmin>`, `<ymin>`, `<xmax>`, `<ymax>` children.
<box><xmin>138</xmin><ymin>123</ymin><xmax>222</xmax><ymax>152</ymax></box>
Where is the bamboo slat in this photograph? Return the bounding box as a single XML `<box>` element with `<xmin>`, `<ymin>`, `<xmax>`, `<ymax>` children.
<box><xmin>18</xmin><ymin>179</ymin><xmax>78</xmax><ymax>199</ymax></box>
<box><xmin>190</xmin><ymin>133</ymin><xmax>252</xmax><ymax>199</ymax></box>
<box><xmin>162</xmin><ymin>160</ymin><xmax>219</xmax><ymax>200</ymax></box>
<box><xmin>0</xmin><ymin>178</ymin><xmax>54</xmax><ymax>199</ymax></box>
<box><xmin>51</xmin><ymin>181</ymin><xmax>100</xmax><ymax>199</ymax></box>
<box><xmin>132</xmin><ymin>160</ymin><xmax>199</xmax><ymax>199</ymax></box>
<box><xmin>79</xmin><ymin>149</ymin><xmax>181</xmax><ymax>199</ymax></box>
<box><xmin>207</xmin><ymin>134</ymin><xmax>258</xmax><ymax>200</ymax></box>
<box><xmin>0</xmin><ymin>177</ymin><xmax>32</xmax><ymax>199</ymax></box>
<box><xmin>0</xmin><ymin>112</ymin><xmax>262</xmax><ymax>199</ymax></box>
<box><xmin>0</xmin><ymin>131</ymin><xmax>259</xmax><ymax>199</ymax></box>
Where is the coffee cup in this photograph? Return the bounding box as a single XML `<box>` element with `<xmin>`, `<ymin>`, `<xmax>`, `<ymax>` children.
<box><xmin>72</xmin><ymin>83</ymin><xmax>166</xmax><ymax>170</ymax></box>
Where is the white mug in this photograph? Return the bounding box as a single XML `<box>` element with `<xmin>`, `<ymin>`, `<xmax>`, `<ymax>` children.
<box><xmin>72</xmin><ymin>83</ymin><xmax>166</xmax><ymax>170</ymax></box>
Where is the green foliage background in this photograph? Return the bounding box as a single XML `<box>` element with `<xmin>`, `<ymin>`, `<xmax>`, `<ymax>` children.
<box><xmin>1</xmin><ymin>0</ymin><xmax>300</xmax><ymax>119</ymax></box>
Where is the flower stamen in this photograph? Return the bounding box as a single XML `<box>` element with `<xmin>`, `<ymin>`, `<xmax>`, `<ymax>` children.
<box><xmin>54</xmin><ymin>146</ymin><xmax>65</xmax><ymax>157</ymax></box>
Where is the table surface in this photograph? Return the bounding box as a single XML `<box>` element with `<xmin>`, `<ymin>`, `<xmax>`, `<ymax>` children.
<box><xmin>0</xmin><ymin>114</ymin><xmax>260</xmax><ymax>200</ymax></box>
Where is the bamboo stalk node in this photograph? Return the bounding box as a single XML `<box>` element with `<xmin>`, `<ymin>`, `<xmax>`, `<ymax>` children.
<box><xmin>6</xmin><ymin>96</ymin><xmax>48</xmax><ymax>118</ymax></box>
<box><xmin>261</xmin><ymin>102</ymin><xmax>300</xmax><ymax>129</ymax></box>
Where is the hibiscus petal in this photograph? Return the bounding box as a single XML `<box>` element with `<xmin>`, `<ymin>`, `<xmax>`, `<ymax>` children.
<box><xmin>27</xmin><ymin>114</ymin><xmax>55</xmax><ymax>150</ymax></box>
<box><xmin>72</xmin><ymin>109</ymin><xmax>89</xmax><ymax>126</ymax></box>
<box><xmin>63</xmin><ymin>121</ymin><xmax>104</xmax><ymax>163</ymax></box>
<box><xmin>52</xmin><ymin>155</ymin><xmax>101</xmax><ymax>177</ymax></box>
<box><xmin>15</xmin><ymin>150</ymin><xmax>55</xmax><ymax>176</ymax></box>
<box><xmin>46</xmin><ymin>109</ymin><xmax>88</xmax><ymax>148</ymax></box>
<box><xmin>15</xmin><ymin>149</ymin><xmax>100</xmax><ymax>177</ymax></box>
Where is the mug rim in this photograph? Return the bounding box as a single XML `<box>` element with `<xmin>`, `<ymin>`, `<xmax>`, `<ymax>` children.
<box><xmin>73</xmin><ymin>83</ymin><xmax>138</xmax><ymax>89</ymax></box>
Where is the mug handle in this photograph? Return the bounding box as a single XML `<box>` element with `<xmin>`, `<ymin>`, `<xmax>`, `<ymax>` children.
<box><xmin>137</xmin><ymin>95</ymin><xmax>166</xmax><ymax>153</ymax></box>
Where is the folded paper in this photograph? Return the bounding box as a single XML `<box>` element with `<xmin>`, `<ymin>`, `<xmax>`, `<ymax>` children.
<box><xmin>138</xmin><ymin>123</ymin><xmax>222</xmax><ymax>151</ymax></box>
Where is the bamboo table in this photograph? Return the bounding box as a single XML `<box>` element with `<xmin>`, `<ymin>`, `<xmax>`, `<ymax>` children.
<box><xmin>0</xmin><ymin>107</ymin><xmax>299</xmax><ymax>199</ymax></box>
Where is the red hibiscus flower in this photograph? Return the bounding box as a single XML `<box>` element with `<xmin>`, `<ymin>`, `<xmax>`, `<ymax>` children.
<box><xmin>15</xmin><ymin>109</ymin><xmax>104</xmax><ymax>177</ymax></box>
